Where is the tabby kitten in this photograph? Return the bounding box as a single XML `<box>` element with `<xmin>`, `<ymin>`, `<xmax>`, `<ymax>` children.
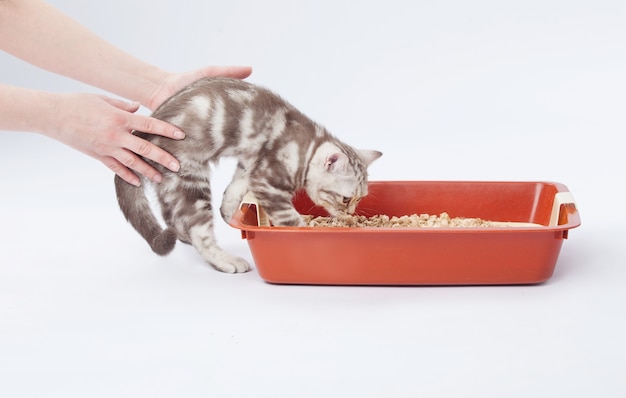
<box><xmin>115</xmin><ymin>77</ymin><xmax>381</xmax><ymax>273</ymax></box>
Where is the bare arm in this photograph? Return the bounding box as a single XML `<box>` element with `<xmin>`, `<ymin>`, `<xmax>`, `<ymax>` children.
<box><xmin>0</xmin><ymin>0</ymin><xmax>167</xmax><ymax>108</ymax></box>
<box><xmin>0</xmin><ymin>0</ymin><xmax>252</xmax><ymax>184</ymax></box>
<box><xmin>0</xmin><ymin>0</ymin><xmax>251</xmax><ymax>110</ymax></box>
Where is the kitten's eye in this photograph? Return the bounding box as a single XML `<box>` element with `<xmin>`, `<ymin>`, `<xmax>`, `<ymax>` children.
<box><xmin>342</xmin><ymin>196</ymin><xmax>352</xmax><ymax>205</ymax></box>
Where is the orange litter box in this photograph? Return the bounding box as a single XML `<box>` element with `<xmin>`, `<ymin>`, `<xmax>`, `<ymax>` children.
<box><xmin>229</xmin><ymin>181</ymin><xmax>581</xmax><ymax>285</ymax></box>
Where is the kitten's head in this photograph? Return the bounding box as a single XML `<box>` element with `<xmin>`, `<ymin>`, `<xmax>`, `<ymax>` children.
<box><xmin>306</xmin><ymin>144</ymin><xmax>382</xmax><ymax>217</ymax></box>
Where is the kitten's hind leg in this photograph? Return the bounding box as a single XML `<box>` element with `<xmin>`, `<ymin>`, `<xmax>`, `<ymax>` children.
<box><xmin>220</xmin><ymin>162</ymin><xmax>250</xmax><ymax>224</ymax></box>
<box><xmin>160</xmin><ymin>175</ymin><xmax>251</xmax><ymax>273</ymax></box>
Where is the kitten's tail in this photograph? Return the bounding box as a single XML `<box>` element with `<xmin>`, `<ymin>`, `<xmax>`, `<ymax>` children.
<box><xmin>114</xmin><ymin>176</ymin><xmax>177</xmax><ymax>256</ymax></box>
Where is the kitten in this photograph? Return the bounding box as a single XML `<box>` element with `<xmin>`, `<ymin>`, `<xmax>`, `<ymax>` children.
<box><xmin>115</xmin><ymin>77</ymin><xmax>381</xmax><ymax>273</ymax></box>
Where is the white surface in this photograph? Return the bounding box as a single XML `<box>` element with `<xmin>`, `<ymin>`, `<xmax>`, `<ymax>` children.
<box><xmin>1</xmin><ymin>1</ymin><xmax>625</xmax><ymax>397</ymax></box>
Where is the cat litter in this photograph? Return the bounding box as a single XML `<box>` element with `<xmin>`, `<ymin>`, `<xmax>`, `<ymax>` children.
<box><xmin>229</xmin><ymin>181</ymin><xmax>581</xmax><ymax>285</ymax></box>
<box><xmin>302</xmin><ymin>213</ymin><xmax>495</xmax><ymax>228</ymax></box>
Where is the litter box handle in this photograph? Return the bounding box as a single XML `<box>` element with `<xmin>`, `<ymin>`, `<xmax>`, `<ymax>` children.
<box><xmin>549</xmin><ymin>191</ymin><xmax>577</xmax><ymax>227</ymax></box>
<box><xmin>239</xmin><ymin>192</ymin><xmax>270</xmax><ymax>227</ymax></box>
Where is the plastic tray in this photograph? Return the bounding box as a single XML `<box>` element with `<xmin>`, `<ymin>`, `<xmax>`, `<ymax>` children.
<box><xmin>229</xmin><ymin>181</ymin><xmax>581</xmax><ymax>285</ymax></box>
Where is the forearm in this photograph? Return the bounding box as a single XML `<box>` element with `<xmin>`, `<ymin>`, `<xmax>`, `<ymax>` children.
<box><xmin>0</xmin><ymin>0</ymin><xmax>166</xmax><ymax>108</ymax></box>
<box><xmin>0</xmin><ymin>83</ymin><xmax>58</xmax><ymax>134</ymax></box>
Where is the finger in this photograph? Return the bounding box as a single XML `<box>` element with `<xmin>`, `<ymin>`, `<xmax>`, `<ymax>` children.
<box><xmin>202</xmin><ymin>65</ymin><xmax>253</xmax><ymax>80</ymax></box>
<box><xmin>101</xmin><ymin>156</ymin><xmax>142</xmax><ymax>187</ymax></box>
<box><xmin>128</xmin><ymin>114</ymin><xmax>185</xmax><ymax>140</ymax></box>
<box><xmin>123</xmin><ymin>134</ymin><xmax>180</xmax><ymax>174</ymax></box>
<box><xmin>99</xmin><ymin>96</ymin><xmax>141</xmax><ymax>113</ymax></box>
<box><xmin>110</xmin><ymin>147</ymin><xmax>165</xmax><ymax>183</ymax></box>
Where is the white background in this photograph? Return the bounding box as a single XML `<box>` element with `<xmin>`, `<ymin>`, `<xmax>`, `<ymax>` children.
<box><xmin>1</xmin><ymin>0</ymin><xmax>625</xmax><ymax>397</ymax></box>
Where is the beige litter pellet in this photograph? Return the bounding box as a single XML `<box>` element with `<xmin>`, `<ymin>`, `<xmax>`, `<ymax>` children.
<box><xmin>302</xmin><ymin>213</ymin><xmax>496</xmax><ymax>228</ymax></box>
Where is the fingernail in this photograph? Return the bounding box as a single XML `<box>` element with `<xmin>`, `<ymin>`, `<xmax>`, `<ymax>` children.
<box><xmin>173</xmin><ymin>130</ymin><xmax>185</xmax><ymax>139</ymax></box>
<box><xmin>132</xmin><ymin>178</ymin><xmax>141</xmax><ymax>187</ymax></box>
<box><xmin>169</xmin><ymin>161</ymin><xmax>180</xmax><ymax>172</ymax></box>
<box><xmin>153</xmin><ymin>174</ymin><xmax>163</xmax><ymax>183</ymax></box>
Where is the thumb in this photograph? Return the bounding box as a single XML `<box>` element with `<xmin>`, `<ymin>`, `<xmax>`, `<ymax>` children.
<box><xmin>199</xmin><ymin>65</ymin><xmax>253</xmax><ymax>80</ymax></box>
<box><xmin>99</xmin><ymin>95</ymin><xmax>141</xmax><ymax>113</ymax></box>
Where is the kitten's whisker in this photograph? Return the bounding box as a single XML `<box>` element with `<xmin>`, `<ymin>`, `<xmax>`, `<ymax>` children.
<box><xmin>357</xmin><ymin>206</ymin><xmax>378</xmax><ymax>217</ymax></box>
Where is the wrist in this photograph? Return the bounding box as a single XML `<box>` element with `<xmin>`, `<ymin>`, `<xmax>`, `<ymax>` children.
<box><xmin>137</xmin><ymin>66</ymin><xmax>171</xmax><ymax>111</ymax></box>
<box><xmin>32</xmin><ymin>91</ymin><xmax>67</xmax><ymax>138</ymax></box>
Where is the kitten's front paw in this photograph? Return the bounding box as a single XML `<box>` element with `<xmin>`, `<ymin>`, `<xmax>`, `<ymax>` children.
<box><xmin>211</xmin><ymin>253</ymin><xmax>252</xmax><ymax>274</ymax></box>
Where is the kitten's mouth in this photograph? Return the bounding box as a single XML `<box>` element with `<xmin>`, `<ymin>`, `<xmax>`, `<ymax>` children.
<box><xmin>315</xmin><ymin>199</ymin><xmax>353</xmax><ymax>218</ymax></box>
<box><xmin>326</xmin><ymin>209</ymin><xmax>352</xmax><ymax>219</ymax></box>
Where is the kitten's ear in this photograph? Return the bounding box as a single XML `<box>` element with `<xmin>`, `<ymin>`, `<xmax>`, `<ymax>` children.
<box><xmin>325</xmin><ymin>152</ymin><xmax>349</xmax><ymax>173</ymax></box>
<box><xmin>358</xmin><ymin>150</ymin><xmax>383</xmax><ymax>166</ymax></box>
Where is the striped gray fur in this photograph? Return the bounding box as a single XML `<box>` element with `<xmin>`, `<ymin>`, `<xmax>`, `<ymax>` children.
<box><xmin>115</xmin><ymin>77</ymin><xmax>381</xmax><ymax>273</ymax></box>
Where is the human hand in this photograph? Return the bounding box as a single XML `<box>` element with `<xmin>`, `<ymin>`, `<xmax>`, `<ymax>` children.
<box><xmin>45</xmin><ymin>93</ymin><xmax>184</xmax><ymax>186</ymax></box>
<box><xmin>143</xmin><ymin>65</ymin><xmax>253</xmax><ymax>111</ymax></box>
